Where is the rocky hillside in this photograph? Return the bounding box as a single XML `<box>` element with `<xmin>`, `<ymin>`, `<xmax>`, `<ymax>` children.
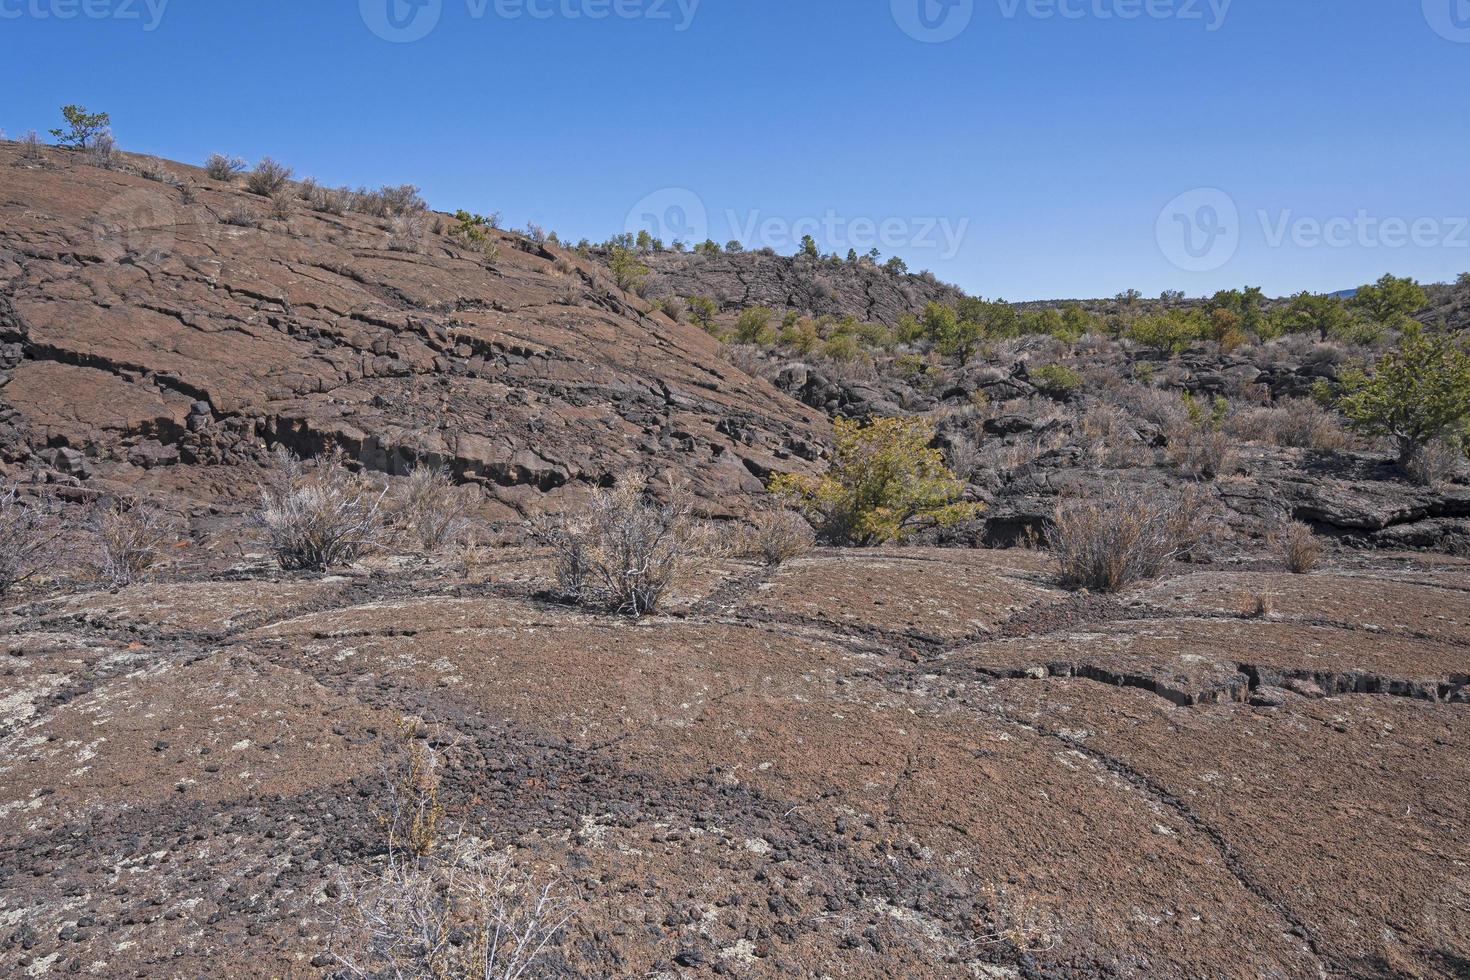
<box><xmin>0</xmin><ymin>142</ymin><xmax>829</xmax><ymax>521</ymax></box>
<box><xmin>642</xmin><ymin>248</ymin><xmax>964</xmax><ymax>328</ymax></box>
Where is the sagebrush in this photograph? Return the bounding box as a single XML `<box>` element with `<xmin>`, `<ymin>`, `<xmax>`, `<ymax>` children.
<box><xmin>253</xmin><ymin>448</ymin><xmax>386</xmax><ymax>571</ymax></box>
<box><xmin>1048</xmin><ymin>483</ymin><xmax>1209</xmax><ymax>593</ymax></box>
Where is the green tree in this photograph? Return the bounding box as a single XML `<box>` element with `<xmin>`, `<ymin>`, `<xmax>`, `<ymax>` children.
<box><xmin>799</xmin><ymin>235</ymin><xmax>819</xmax><ymax>258</ymax></box>
<box><xmin>770</xmin><ymin>417</ymin><xmax>980</xmax><ymax>545</ymax></box>
<box><xmin>778</xmin><ymin>317</ymin><xmax>821</xmax><ymax>354</ymax></box>
<box><xmin>1349</xmin><ymin>274</ymin><xmax>1428</xmax><ymax>327</ymax></box>
<box><xmin>1031</xmin><ymin>364</ymin><xmax>1083</xmax><ymax>398</ymax></box>
<box><xmin>50</xmin><ymin>105</ymin><xmax>110</xmax><ymax>149</ymax></box>
<box><xmin>1059</xmin><ymin>302</ymin><xmax>1095</xmax><ymax>339</ymax></box>
<box><xmin>687</xmin><ymin>296</ymin><xmax>718</xmax><ymax>332</ymax></box>
<box><xmin>735</xmin><ymin>305</ymin><xmax>775</xmax><ymax>345</ymax></box>
<box><xmin>1334</xmin><ymin>325</ymin><xmax>1470</xmax><ymax>472</ymax></box>
<box><xmin>608</xmin><ymin>247</ymin><xmax>648</xmax><ymax>291</ymax></box>
<box><xmin>1281</xmin><ymin>291</ymin><xmax>1352</xmax><ymax>341</ymax></box>
<box><xmin>1125</xmin><ymin>311</ymin><xmax>1204</xmax><ymax>356</ymax></box>
<box><xmin>635</xmin><ymin>229</ymin><xmax>654</xmax><ymax>254</ymax></box>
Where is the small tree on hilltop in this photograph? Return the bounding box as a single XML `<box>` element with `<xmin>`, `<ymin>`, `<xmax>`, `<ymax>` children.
<box><xmin>51</xmin><ymin>105</ymin><xmax>110</xmax><ymax>149</ymax></box>
<box><xmin>1349</xmin><ymin>273</ymin><xmax>1428</xmax><ymax>328</ymax></box>
<box><xmin>608</xmin><ymin>246</ymin><xmax>648</xmax><ymax>292</ymax></box>
<box><xmin>771</xmin><ymin>416</ymin><xmax>981</xmax><ymax>546</ymax></box>
<box><xmin>1334</xmin><ymin>324</ymin><xmax>1470</xmax><ymax>479</ymax></box>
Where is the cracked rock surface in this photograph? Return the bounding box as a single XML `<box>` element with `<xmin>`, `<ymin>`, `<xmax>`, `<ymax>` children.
<box><xmin>2</xmin><ymin>547</ymin><xmax>1467</xmax><ymax>978</ymax></box>
<box><xmin>0</xmin><ymin>144</ymin><xmax>827</xmax><ymax>520</ymax></box>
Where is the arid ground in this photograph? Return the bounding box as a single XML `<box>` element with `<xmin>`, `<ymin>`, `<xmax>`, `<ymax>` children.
<box><xmin>1</xmin><ymin>141</ymin><xmax>1468</xmax><ymax>978</ymax></box>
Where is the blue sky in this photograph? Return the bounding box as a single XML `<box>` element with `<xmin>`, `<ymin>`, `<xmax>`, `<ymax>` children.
<box><xmin>4</xmin><ymin>0</ymin><xmax>1467</xmax><ymax>300</ymax></box>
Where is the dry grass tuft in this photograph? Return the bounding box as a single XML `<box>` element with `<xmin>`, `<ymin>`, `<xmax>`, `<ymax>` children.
<box><xmin>736</xmin><ymin>508</ymin><xmax>815</xmax><ymax>566</ymax></box>
<box><xmin>0</xmin><ymin>484</ymin><xmax>57</xmax><ymax>597</ymax></box>
<box><xmin>534</xmin><ymin>474</ymin><xmax>694</xmax><ymax>616</ymax></box>
<box><xmin>253</xmin><ymin>448</ymin><xmax>386</xmax><ymax>571</ymax></box>
<box><xmin>92</xmin><ymin>499</ymin><xmax>172</xmax><ymax>587</ymax></box>
<box><xmin>1048</xmin><ymin>483</ymin><xmax>1208</xmax><ymax>593</ymax></box>
<box><xmin>392</xmin><ymin>464</ymin><xmax>472</xmax><ymax>555</ymax></box>
<box><xmin>1271</xmin><ymin>521</ymin><xmax>1322</xmax><ymax>574</ymax></box>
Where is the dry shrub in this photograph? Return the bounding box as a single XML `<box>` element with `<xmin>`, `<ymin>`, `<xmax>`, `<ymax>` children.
<box><xmin>378</xmin><ymin>717</ymin><xmax>446</xmax><ymax>859</ymax></box>
<box><xmin>244</xmin><ymin>157</ymin><xmax>293</xmax><ymax>196</ymax></box>
<box><xmin>1242</xmin><ymin>592</ymin><xmax>1276</xmax><ymax>619</ymax></box>
<box><xmin>354</xmin><ymin>184</ymin><xmax>427</xmax><ymax>218</ymax></box>
<box><xmin>1228</xmin><ymin>399</ymin><xmax>1349</xmax><ymax>450</ymax></box>
<box><xmin>133</xmin><ymin>158</ymin><xmax>177</xmax><ymax>185</ymax></box>
<box><xmin>20</xmin><ymin>130</ymin><xmax>44</xmax><ymax>161</ymax></box>
<box><xmin>1166</xmin><ymin>426</ymin><xmax>1235</xmax><ymax>479</ymax></box>
<box><xmin>1271</xmin><ymin>521</ymin><xmax>1322</xmax><ymax>574</ymax></box>
<box><xmin>335</xmin><ymin>839</ymin><xmax>571</xmax><ymax>980</ymax></box>
<box><xmin>221</xmin><ymin>204</ymin><xmax>260</xmax><ymax>228</ymax></box>
<box><xmin>310</xmin><ymin>184</ymin><xmax>352</xmax><ymax>216</ymax></box>
<box><xmin>253</xmin><ymin>448</ymin><xmax>386</xmax><ymax>571</ymax></box>
<box><xmin>269</xmin><ymin>189</ymin><xmax>294</xmax><ymax>221</ymax></box>
<box><xmin>389</xmin><ymin>212</ymin><xmax>428</xmax><ymax>253</ymax></box>
<box><xmin>736</xmin><ymin>508</ymin><xmax>815</xmax><ymax>566</ymax></box>
<box><xmin>204</xmin><ymin>152</ymin><xmax>246</xmax><ymax>181</ymax></box>
<box><xmin>1049</xmin><ymin>483</ymin><xmax>1208</xmax><ymax>593</ymax></box>
<box><xmin>1404</xmin><ymin>437</ymin><xmax>1465</xmax><ymax>487</ymax></box>
<box><xmin>393</xmin><ymin>464</ymin><xmax>471</xmax><ymax>555</ymax></box>
<box><xmin>1078</xmin><ymin>403</ymin><xmax>1148</xmax><ymax>467</ymax></box>
<box><xmin>975</xmin><ymin>884</ymin><xmax>1061</xmax><ymax>956</ymax></box>
<box><xmin>92</xmin><ymin>499</ymin><xmax>172</xmax><ymax>587</ymax></box>
<box><xmin>0</xmin><ymin>485</ymin><xmax>56</xmax><ymax>597</ymax></box>
<box><xmin>1105</xmin><ymin>383</ymin><xmax>1191</xmax><ymax>432</ymax></box>
<box><xmin>944</xmin><ymin>432</ymin><xmax>983</xmax><ymax>483</ymax></box>
<box><xmin>85</xmin><ymin>131</ymin><xmax>117</xmax><ymax>169</ymax></box>
<box><xmin>534</xmin><ymin>475</ymin><xmax>693</xmax><ymax>616</ymax></box>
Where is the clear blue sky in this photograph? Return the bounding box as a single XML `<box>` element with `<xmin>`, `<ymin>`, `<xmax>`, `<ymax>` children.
<box><xmin>4</xmin><ymin>0</ymin><xmax>1467</xmax><ymax>300</ymax></box>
